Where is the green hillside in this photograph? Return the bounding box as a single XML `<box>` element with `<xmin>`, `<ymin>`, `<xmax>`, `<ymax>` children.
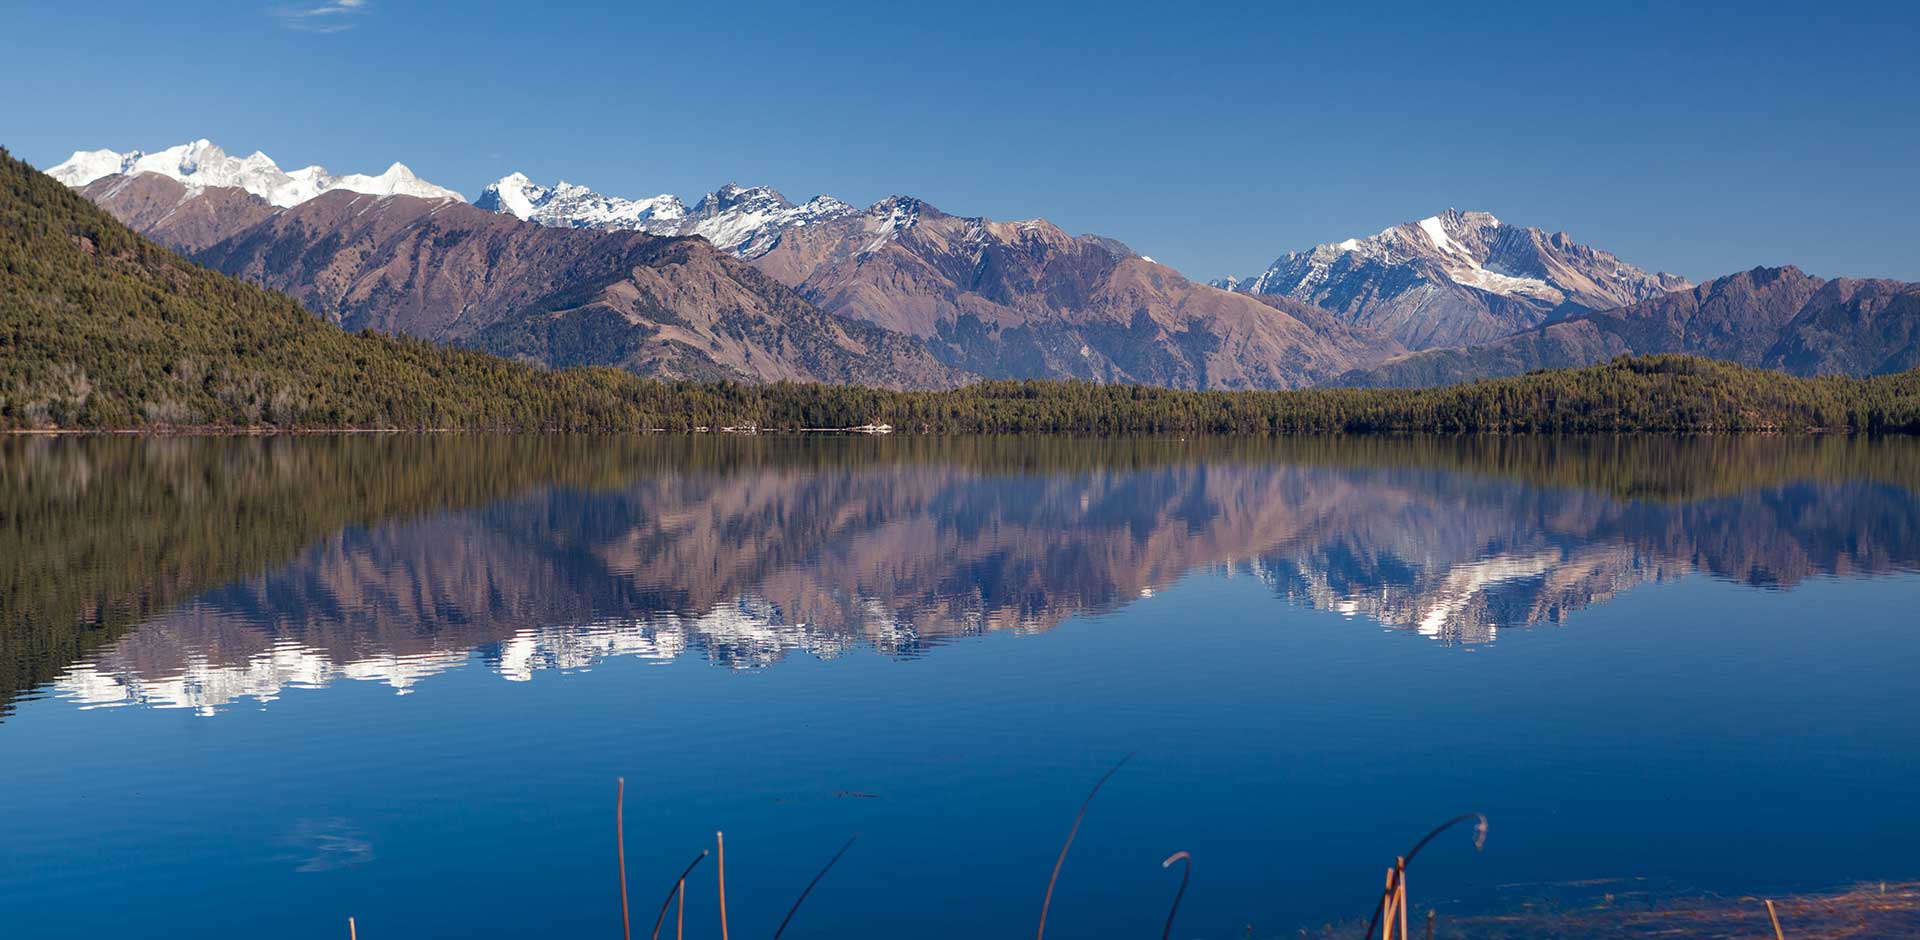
<box><xmin>0</xmin><ymin>147</ymin><xmax>653</xmax><ymax>430</ymax></box>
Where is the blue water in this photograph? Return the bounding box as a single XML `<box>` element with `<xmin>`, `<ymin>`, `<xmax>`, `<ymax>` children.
<box><xmin>1</xmin><ymin>436</ymin><xmax>1917</xmax><ymax>938</ymax></box>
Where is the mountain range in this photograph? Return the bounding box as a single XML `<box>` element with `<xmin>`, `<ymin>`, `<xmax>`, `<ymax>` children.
<box><xmin>50</xmin><ymin>139</ymin><xmax>462</xmax><ymax>207</ymax></box>
<box><xmin>477</xmin><ymin>171</ymin><xmax>1404</xmax><ymax>386</ymax></box>
<box><xmin>72</xmin><ymin>169</ymin><xmax>958</xmax><ymax>387</ymax></box>
<box><xmin>43</xmin><ymin>140</ymin><xmax>1920</xmax><ymax>390</ymax></box>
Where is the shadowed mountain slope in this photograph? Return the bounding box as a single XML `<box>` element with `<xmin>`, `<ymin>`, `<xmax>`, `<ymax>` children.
<box><xmin>1338</xmin><ymin>267</ymin><xmax>1920</xmax><ymax>387</ymax></box>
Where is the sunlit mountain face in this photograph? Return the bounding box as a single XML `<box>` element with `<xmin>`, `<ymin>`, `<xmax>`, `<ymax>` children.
<box><xmin>8</xmin><ymin>434</ymin><xmax>1920</xmax><ymax>717</ymax></box>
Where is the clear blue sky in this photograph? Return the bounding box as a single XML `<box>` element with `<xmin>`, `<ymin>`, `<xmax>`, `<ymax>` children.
<box><xmin>4</xmin><ymin>0</ymin><xmax>1916</xmax><ymax>282</ymax></box>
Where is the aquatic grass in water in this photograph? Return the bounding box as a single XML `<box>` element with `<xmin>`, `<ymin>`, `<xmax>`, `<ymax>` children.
<box><xmin>336</xmin><ymin>778</ymin><xmax>1916</xmax><ymax>939</ymax></box>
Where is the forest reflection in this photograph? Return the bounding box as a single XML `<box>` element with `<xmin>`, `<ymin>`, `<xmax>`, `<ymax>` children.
<box><xmin>6</xmin><ymin>433</ymin><xmax>1920</xmax><ymax>716</ymax></box>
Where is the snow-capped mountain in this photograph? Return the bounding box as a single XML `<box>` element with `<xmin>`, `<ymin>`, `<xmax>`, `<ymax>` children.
<box><xmin>48</xmin><ymin>139</ymin><xmax>464</xmax><ymax>208</ymax></box>
<box><xmin>681</xmin><ymin>184</ymin><xmax>859</xmax><ymax>257</ymax></box>
<box><xmin>476</xmin><ymin>175</ymin><xmax>859</xmax><ymax>258</ymax></box>
<box><xmin>474</xmin><ymin>172</ymin><xmax>687</xmax><ymax>233</ymax></box>
<box><xmin>1219</xmin><ymin>209</ymin><xmax>1690</xmax><ymax>349</ymax></box>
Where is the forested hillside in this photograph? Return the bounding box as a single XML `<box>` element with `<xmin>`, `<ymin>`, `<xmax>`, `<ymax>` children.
<box><xmin>0</xmin><ymin>147</ymin><xmax>661</xmax><ymax>430</ymax></box>
<box><xmin>590</xmin><ymin>354</ymin><xmax>1920</xmax><ymax>434</ymax></box>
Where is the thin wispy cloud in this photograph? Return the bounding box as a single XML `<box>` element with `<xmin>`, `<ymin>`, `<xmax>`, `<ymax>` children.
<box><xmin>275</xmin><ymin>0</ymin><xmax>369</xmax><ymax>33</ymax></box>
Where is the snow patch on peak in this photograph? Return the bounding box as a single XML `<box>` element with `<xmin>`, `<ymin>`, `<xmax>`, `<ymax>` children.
<box><xmin>48</xmin><ymin>148</ymin><xmax>141</xmax><ymax>187</ymax></box>
<box><xmin>1241</xmin><ymin>207</ymin><xmax>1687</xmax><ymax>349</ymax></box>
<box><xmin>476</xmin><ymin>173</ymin><xmax>686</xmax><ymax>232</ymax></box>
<box><xmin>329</xmin><ymin>162</ymin><xmax>463</xmax><ymax>203</ymax></box>
<box><xmin>471</xmin><ymin>172</ymin><xmax>863</xmax><ymax>260</ymax></box>
<box><xmin>47</xmin><ymin>139</ymin><xmax>465</xmax><ymax>208</ymax></box>
<box><xmin>475</xmin><ymin>172</ymin><xmax>545</xmax><ymax>220</ymax></box>
<box><xmin>685</xmin><ymin>184</ymin><xmax>858</xmax><ymax>257</ymax></box>
<box><xmin>860</xmin><ymin>196</ymin><xmax>927</xmax><ymax>253</ymax></box>
<box><xmin>695</xmin><ymin>183</ymin><xmax>790</xmax><ymax>215</ymax></box>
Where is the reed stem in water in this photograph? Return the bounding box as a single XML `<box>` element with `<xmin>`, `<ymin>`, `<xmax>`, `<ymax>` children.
<box><xmin>1036</xmin><ymin>754</ymin><xmax>1133</xmax><ymax>940</ymax></box>
<box><xmin>617</xmin><ymin>778</ymin><xmax>631</xmax><ymax>940</ymax></box>
<box><xmin>650</xmin><ymin>851</ymin><xmax>709</xmax><ymax>940</ymax></box>
<box><xmin>1360</xmin><ymin>814</ymin><xmax>1487</xmax><ymax>940</ymax></box>
<box><xmin>1160</xmin><ymin>851</ymin><xmax>1191</xmax><ymax>940</ymax></box>
<box><xmin>717</xmin><ymin>831</ymin><xmax>730</xmax><ymax>940</ymax></box>
<box><xmin>772</xmin><ymin>836</ymin><xmax>858</xmax><ymax>940</ymax></box>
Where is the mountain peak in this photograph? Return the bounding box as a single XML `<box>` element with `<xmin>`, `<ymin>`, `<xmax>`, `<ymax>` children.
<box><xmin>475</xmin><ymin>172</ymin><xmax>687</xmax><ymax>231</ymax></box>
<box><xmin>1241</xmin><ymin>210</ymin><xmax>1690</xmax><ymax>349</ymax></box>
<box><xmin>694</xmin><ymin>183</ymin><xmax>791</xmax><ymax>215</ymax></box>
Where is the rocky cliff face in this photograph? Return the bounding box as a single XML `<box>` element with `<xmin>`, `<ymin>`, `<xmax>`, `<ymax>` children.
<box><xmin>1221</xmin><ymin>209</ymin><xmax>1690</xmax><ymax>349</ymax></box>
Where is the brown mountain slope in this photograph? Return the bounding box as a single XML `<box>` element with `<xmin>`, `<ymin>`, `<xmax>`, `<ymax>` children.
<box><xmin>78</xmin><ymin>178</ymin><xmax>963</xmax><ymax>388</ymax></box>
<box><xmin>750</xmin><ymin>197</ymin><xmax>1401</xmax><ymax>389</ymax></box>
<box><xmin>1764</xmin><ymin>277</ymin><xmax>1920</xmax><ymax>377</ymax></box>
<box><xmin>1336</xmin><ymin>266</ymin><xmax>1920</xmax><ymax>387</ymax></box>
<box><xmin>77</xmin><ymin>172</ymin><xmax>276</xmax><ymax>253</ymax></box>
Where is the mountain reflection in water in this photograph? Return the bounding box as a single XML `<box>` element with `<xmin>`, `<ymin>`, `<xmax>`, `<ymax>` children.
<box><xmin>6</xmin><ymin>434</ymin><xmax>1920</xmax><ymax>717</ymax></box>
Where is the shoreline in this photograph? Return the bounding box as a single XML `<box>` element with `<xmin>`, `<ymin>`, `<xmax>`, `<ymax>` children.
<box><xmin>1430</xmin><ymin>878</ymin><xmax>1920</xmax><ymax>940</ymax></box>
<box><xmin>0</xmin><ymin>426</ymin><xmax>1874</xmax><ymax>437</ymax></box>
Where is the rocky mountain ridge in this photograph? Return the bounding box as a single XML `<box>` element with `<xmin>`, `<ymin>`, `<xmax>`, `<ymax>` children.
<box><xmin>1218</xmin><ymin>209</ymin><xmax>1691</xmax><ymax>349</ymax></box>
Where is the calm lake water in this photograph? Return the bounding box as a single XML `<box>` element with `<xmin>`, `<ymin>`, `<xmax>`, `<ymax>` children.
<box><xmin>3</xmin><ymin>434</ymin><xmax>1918</xmax><ymax>939</ymax></box>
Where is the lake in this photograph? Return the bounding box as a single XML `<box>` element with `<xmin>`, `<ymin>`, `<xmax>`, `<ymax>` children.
<box><xmin>2</xmin><ymin>434</ymin><xmax>1918</xmax><ymax>939</ymax></box>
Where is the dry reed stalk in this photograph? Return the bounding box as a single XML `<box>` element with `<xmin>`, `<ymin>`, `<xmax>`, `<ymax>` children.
<box><xmin>650</xmin><ymin>851</ymin><xmax>709</xmax><ymax>940</ymax></box>
<box><xmin>1380</xmin><ymin>867</ymin><xmax>1398</xmax><ymax>940</ymax></box>
<box><xmin>1160</xmin><ymin>852</ymin><xmax>1192</xmax><ymax>940</ymax></box>
<box><xmin>772</xmin><ymin>836</ymin><xmax>858</xmax><ymax>940</ymax></box>
<box><xmin>1766</xmin><ymin>898</ymin><xmax>1786</xmax><ymax>939</ymax></box>
<box><xmin>617</xmin><ymin>778</ymin><xmax>631</xmax><ymax>940</ymax></box>
<box><xmin>676</xmin><ymin>877</ymin><xmax>685</xmax><ymax>940</ymax></box>
<box><xmin>1036</xmin><ymin>754</ymin><xmax>1133</xmax><ymax>940</ymax></box>
<box><xmin>1359</xmin><ymin>814</ymin><xmax>1487</xmax><ymax>940</ymax></box>
<box><xmin>1397</xmin><ymin>858</ymin><xmax>1408</xmax><ymax>940</ymax></box>
<box><xmin>348</xmin><ymin>916</ymin><xmax>357</xmax><ymax>940</ymax></box>
<box><xmin>716</xmin><ymin>831</ymin><xmax>730</xmax><ymax>940</ymax></box>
